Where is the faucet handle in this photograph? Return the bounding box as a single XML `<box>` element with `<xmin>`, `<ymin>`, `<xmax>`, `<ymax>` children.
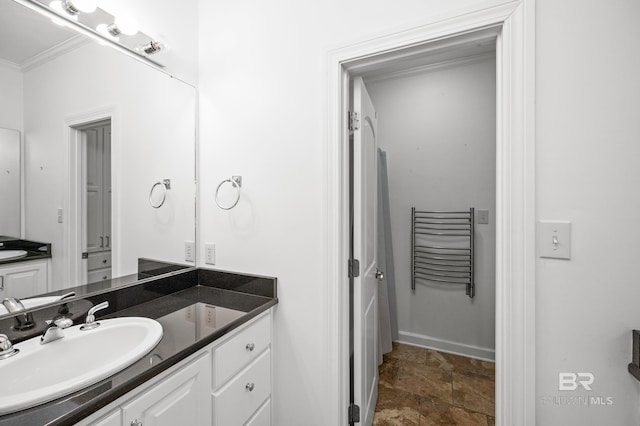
<box><xmin>81</xmin><ymin>301</ymin><xmax>109</xmax><ymax>331</ymax></box>
<box><xmin>0</xmin><ymin>334</ymin><xmax>18</xmax><ymax>359</ymax></box>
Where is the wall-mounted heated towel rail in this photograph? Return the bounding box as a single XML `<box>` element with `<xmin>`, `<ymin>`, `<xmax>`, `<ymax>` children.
<box><xmin>411</xmin><ymin>208</ymin><xmax>475</xmax><ymax>298</ymax></box>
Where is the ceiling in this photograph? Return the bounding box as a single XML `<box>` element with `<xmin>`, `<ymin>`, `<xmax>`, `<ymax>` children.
<box><xmin>0</xmin><ymin>0</ymin><xmax>78</xmax><ymax>67</ymax></box>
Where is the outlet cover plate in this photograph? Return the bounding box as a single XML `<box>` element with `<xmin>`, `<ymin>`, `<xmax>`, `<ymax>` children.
<box><xmin>185</xmin><ymin>241</ymin><xmax>195</xmax><ymax>262</ymax></box>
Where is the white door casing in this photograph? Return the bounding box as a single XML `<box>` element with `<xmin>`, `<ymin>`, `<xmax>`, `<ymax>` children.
<box><xmin>325</xmin><ymin>2</ymin><xmax>535</xmax><ymax>425</ymax></box>
<box><xmin>352</xmin><ymin>76</ymin><xmax>378</xmax><ymax>426</ymax></box>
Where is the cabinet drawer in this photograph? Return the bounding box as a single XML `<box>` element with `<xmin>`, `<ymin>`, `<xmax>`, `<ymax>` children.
<box><xmin>87</xmin><ymin>409</ymin><xmax>121</xmax><ymax>426</ymax></box>
<box><xmin>213</xmin><ymin>349</ymin><xmax>270</xmax><ymax>426</ymax></box>
<box><xmin>213</xmin><ymin>313</ymin><xmax>270</xmax><ymax>388</ymax></box>
<box><xmin>88</xmin><ymin>252</ymin><xmax>111</xmax><ymax>271</ymax></box>
<box><xmin>246</xmin><ymin>398</ymin><xmax>271</xmax><ymax>426</ymax></box>
<box><xmin>87</xmin><ymin>268</ymin><xmax>112</xmax><ymax>283</ymax></box>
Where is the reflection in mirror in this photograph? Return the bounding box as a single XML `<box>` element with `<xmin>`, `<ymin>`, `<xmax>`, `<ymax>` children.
<box><xmin>0</xmin><ymin>0</ymin><xmax>196</xmax><ymax>315</ymax></box>
<box><xmin>0</xmin><ymin>129</ymin><xmax>20</xmax><ymax>237</ymax></box>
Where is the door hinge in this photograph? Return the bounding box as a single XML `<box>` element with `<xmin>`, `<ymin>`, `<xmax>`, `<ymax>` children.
<box><xmin>348</xmin><ymin>403</ymin><xmax>360</xmax><ymax>424</ymax></box>
<box><xmin>348</xmin><ymin>111</ymin><xmax>360</xmax><ymax>133</ymax></box>
<box><xmin>81</xmin><ymin>252</ymin><xmax>88</xmax><ymax>259</ymax></box>
<box><xmin>348</xmin><ymin>259</ymin><xmax>360</xmax><ymax>278</ymax></box>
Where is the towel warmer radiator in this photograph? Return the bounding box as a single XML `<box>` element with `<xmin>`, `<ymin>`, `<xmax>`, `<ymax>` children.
<box><xmin>411</xmin><ymin>208</ymin><xmax>475</xmax><ymax>298</ymax></box>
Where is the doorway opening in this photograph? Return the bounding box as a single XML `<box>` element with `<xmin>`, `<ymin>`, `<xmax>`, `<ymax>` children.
<box><xmin>325</xmin><ymin>5</ymin><xmax>535</xmax><ymax>425</ymax></box>
<box><xmin>349</xmin><ymin>35</ymin><xmax>497</xmax><ymax>424</ymax></box>
<box><xmin>78</xmin><ymin>120</ymin><xmax>112</xmax><ymax>285</ymax></box>
<box><xmin>63</xmin><ymin>109</ymin><xmax>116</xmax><ymax>290</ymax></box>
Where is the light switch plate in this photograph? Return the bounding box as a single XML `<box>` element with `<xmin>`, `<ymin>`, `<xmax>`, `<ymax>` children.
<box><xmin>539</xmin><ymin>221</ymin><xmax>571</xmax><ymax>260</ymax></box>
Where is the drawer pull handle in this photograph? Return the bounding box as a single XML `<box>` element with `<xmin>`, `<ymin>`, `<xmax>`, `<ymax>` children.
<box><xmin>131</xmin><ymin>420</ymin><xmax>143</xmax><ymax>426</ymax></box>
<box><xmin>246</xmin><ymin>382</ymin><xmax>255</xmax><ymax>392</ymax></box>
<box><xmin>102</xmin><ymin>259</ymin><xmax>107</xmax><ymax>264</ymax></box>
<box><xmin>246</xmin><ymin>343</ymin><xmax>255</xmax><ymax>351</ymax></box>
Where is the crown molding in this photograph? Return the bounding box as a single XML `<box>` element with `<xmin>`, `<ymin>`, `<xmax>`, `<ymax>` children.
<box><xmin>21</xmin><ymin>34</ymin><xmax>89</xmax><ymax>72</ymax></box>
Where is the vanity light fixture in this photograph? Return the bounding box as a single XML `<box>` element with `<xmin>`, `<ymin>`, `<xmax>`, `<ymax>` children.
<box><xmin>29</xmin><ymin>0</ymin><xmax>168</xmax><ymax>67</ymax></box>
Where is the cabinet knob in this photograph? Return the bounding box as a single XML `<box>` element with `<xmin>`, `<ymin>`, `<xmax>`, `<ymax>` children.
<box><xmin>102</xmin><ymin>259</ymin><xmax>107</xmax><ymax>264</ymax></box>
<box><xmin>131</xmin><ymin>420</ymin><xmax>143</xmax><ymax>426</ymax></box>
<box><xmin>246</xmin><ymin>343</ymin><xmax>255</xmax><ymax>351</ymax></box>
<box><xmin>245</xmin><ymin>382</ymin><xmax>255</xmax><ymax>392</ymax></box>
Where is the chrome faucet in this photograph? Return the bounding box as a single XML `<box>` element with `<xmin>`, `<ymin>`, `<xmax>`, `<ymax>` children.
<box><xmin>81</xmin><ymin>301</ymin><xmax>109</xmax><ymax>331</ymax></box>
<box><xmin>40</xmin><ymin>321</ymin><xmax>66</xmax><ymax>345</ymax></box>
<box><xmin>2</xmin><ymin>298</ymin><xmax>35</xmax><ymax>331</ymax></box>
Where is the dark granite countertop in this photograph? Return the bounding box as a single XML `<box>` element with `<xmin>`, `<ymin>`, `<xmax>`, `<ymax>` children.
<box><xmin>0</xmin><ymin>269</ymin><xmax>277</xmax><ymax>426</ymax></box>
<box><xmin>0</xmin><ymin>238</ymin><xmax>52</xmax><ymax>266</ymax></box>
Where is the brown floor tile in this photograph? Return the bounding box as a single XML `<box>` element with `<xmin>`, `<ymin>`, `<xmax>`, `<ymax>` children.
<box><xmin>441</xmin><ymin>352</ymin><xmax>495</xmax><ymax>378</ymax></box>
<box><xmin>395</xmin><ymin>361</ymin><xmax>452</xmax><ymax>404</ymax></box>
<box><xmin>424</xmin><ymin>348</ymin><xmax>455</xmax><ymax>372</ymax></box>
<box><xmin>452</xmin><ymin>372</ymin><xmax>495</xmax><ymax>416</ymax></box>
<box><xmin>385</xmin><ymin>342</ymin><xmax>428</xmax><ymax>364</ymax></box>
<box><xmin>379</xmin><ymin>357</ymin><xmax>400</xmax><ymax>389</ymax></box>
<box><xmin>419</xmin><ymin>396</ymin><xmax>490</xmax><ymax>426</ymax></box>
<box><xmin>376</xmin><ymin>345</ymin><xmax>496</xmax><ymax>424</ymax></box>
<box><xmin>374</xmin><ymin>385</ymin><xmax>421</xmax><ymax>426</ymax></box>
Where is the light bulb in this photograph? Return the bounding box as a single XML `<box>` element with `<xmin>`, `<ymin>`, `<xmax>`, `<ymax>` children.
<box><xmin>96</xmin><ymin>23</ymin><xmax>119</xmax><ymax>41</ymax></box>
<box><xmin>70</xmin><ymin>0</ymin><xmax>97</xmax><ymax>13</ymax></box>
<box><xmin>49</xmin><ymin>1</ymin><xmax>78</xmax><ymax>20</ymax></box>
<box><xmin>115</xmin><ymin>16</ymin><xmax>138</xmax><ymax>36</ymax></box>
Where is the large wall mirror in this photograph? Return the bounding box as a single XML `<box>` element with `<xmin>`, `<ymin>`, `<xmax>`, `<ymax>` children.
<box><xmin>0</xmin><ymin>0</ymin><xmax>196</xmax><ymax>314</ymax></box>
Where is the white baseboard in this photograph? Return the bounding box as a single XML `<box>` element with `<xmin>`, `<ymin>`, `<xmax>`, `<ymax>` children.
<box><xmin>397</xmin><ymin>330</ymin><xmax>495</xmax><ymax>362</ymax></box>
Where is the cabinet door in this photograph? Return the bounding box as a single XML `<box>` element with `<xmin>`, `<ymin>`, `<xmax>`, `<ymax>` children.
<box><xmin>0</xmin><ymin>261</ymin><xmax>47</xmax><ymax>299</ymax></box>
<box><xmin>122</xmin><ymin>353</ymin><xmax>211</xmax><ymax>426</ymax></box>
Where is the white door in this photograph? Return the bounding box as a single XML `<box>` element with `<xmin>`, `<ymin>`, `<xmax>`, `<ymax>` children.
<box><xmin>352</xmin><ymin>76</ymin><xmax>379</xmax><ymax>425</ymax></box>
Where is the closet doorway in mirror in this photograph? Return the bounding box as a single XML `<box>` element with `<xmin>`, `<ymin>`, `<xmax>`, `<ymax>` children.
<box><xmin>78</xmin><ymin>120</ymin><xmax>112</xmax><ymax>285</ymax></box>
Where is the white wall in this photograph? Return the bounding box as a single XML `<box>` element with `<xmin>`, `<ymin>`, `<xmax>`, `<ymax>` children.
<box><xmin>0</xmin><ymin>63</ymin><xmax>23</xmax><ymax>238</ymax></box>
<box><xmin>536</xmin><ymin>0</ymin><xmax>640</xmax><ymax>424</ymax></box>
<box><xmin>197</xmin><ymin>0</ymin><xmax>512</xmax><ymax>424</ymax></box>
<box><xmin>23</xmin><ymin>42</ymin><xmax>195</xmax><ymax>290</ymax></box>
<box><xmin>0</xmin><ymin>63</ymin><xmax>23</xmax><ymax>132</ymax></box>
<box><xmin>367</xmin><ymin>56</ymin><xmax>496</xmax><ymax>360</ymax></box>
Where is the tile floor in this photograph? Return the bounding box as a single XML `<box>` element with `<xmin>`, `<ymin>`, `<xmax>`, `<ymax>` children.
<box><xmin>373</xmin><ymin>342</ymin><xmax>495</xmax><ymax>426</ymax></box>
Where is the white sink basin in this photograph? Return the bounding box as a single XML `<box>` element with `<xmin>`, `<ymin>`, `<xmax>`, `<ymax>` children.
<box><xmin>0</xmin><ymin>250</ymin><xmax>27</xmax><ymax>261</ymax></box>
<box><xmin>0</xmin><ymin>317</ymin><xmax>163</xmax><ymax>414</ymax></box>
<box><xmin>0</xmin><ymin>296</ymin><xmax>69</xmax><ymax>315</ymax></box>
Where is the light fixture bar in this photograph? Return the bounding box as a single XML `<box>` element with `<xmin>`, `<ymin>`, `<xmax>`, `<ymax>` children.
<box><xmin>26</xmin><ymin>0</ymin><xmax>167</xmax><ymax>67</ymax></box>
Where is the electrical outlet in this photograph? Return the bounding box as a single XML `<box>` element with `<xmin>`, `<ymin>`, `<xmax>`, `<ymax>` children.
<box><xmin>185</xmin><ymin>241</ymin><xmax>195</xmax><ymax>262</ymax></box>
<box><xmin>185</xmin><ymin>306</ymin><xmax>194</xmax><ymax>323</ymax></box>
<box><xmin>205</xmin><ymin>243</ymin><xmax>215</xmax><ymax>265</ymax></box>
<box><xmin>205</xmin><ymin>305</ymin><xmax>216</xmax><ymax>327</ymax></box>
<box><xmin>57</xmin><ymin>208</ymin><xmax>63</xmax><ymax>224</ymax></box>
<box><xmin>477</xmin><ymin>210</ymin><xmax>489</xmax><ymax>224</ymax></box>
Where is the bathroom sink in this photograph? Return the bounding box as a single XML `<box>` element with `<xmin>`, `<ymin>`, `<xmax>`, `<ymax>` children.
<box><xmin>0</xmin><ymin>317</ymin><xmax>163</xmax><ymax>414</ymax></box>
<box><xmin>0</xmin><ymin>250</ymin><xmax>27</xmax><ymax>261</ymax></box>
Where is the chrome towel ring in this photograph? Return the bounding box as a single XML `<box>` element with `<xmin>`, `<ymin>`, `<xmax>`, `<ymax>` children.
<box><xmin>149</xmin><ymin>179</ymin><xmax>171</xmax><ymax>209</ymax></box>
<box><xmin>215</xmin><ymin>176</ymin><xmax>242</xmax><ymax>210</ymax></box>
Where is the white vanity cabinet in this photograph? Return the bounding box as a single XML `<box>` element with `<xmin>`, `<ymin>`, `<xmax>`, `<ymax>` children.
<box><xmin>78</xmin><ymin>309</ymin><xmax>272</xmax><ymax>426</ymax></box>
<box><xmin>0</xmin><ymin>259</ymin><xmax>48</xmax><ymax>299</ymax></box>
